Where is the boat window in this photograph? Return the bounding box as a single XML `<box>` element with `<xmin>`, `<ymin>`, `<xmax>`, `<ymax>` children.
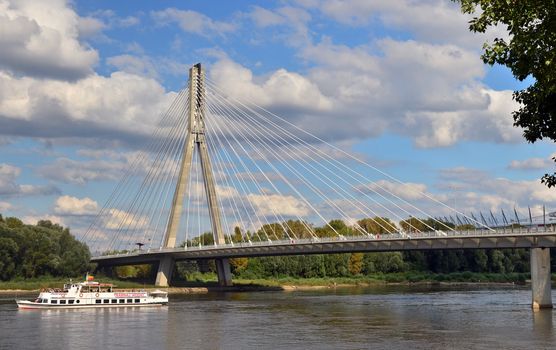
<box><xmin>111</xmin><ymin>299</ymin><xmax>117</xmax><ymax>304</ymax></box>
<box><xmin>103</xmin><ymin>299</ymin><xmax>109</xmax><ymax>304</ymax></box>
<box><xmin>68</xmin><ymin>300</ymin><xmax>74</xmax><ymax>304</ymax></box>
<box><xmin>119</xmin><ymin>299</ymin><xmax>125</xmax><ymax>303</ymax></box>
<box><xmin>51</xmin><ymin>300</ymin><xmax>57</xmax><ymax>304</ymax></box>
<box><xmin>95</xmin><ymin>299</ymin><xmax>101</xmax><ymax>304</ymax></box>
<box><xmin>76</xmin><ymin>300</ymin><xmax>80</xmax><ymax>304</ymax></box>
<box><xmin>127</xmin><ymin>299</ymin><xmax>132</xmax><ymax>303</ymax></box>
<box><xmin>134</xmin><ymin>299</ymin><xmax>140</xmax><ymax>303</ymax></box>
<box><xmin>60</xmin><ymin>300</ymin><xmax>66</xmax><ymax>304</ymax></box>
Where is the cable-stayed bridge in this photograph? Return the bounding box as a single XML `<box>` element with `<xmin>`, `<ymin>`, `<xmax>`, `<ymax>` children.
<box><xmin>87</xmin><ymin>64</ymin><xmax>555</xmax><ymax>309</ymax></box>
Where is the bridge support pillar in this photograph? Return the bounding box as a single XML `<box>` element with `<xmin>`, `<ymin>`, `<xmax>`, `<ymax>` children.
<box><xmin>531</xmin><ymin>247</ymin><xmax>552</xmax><ymax>310</ymax></box>
<box><xmin>155</xmin><ymin>256</ymin><xmax>174</xmax><ymax>287</ymax></box>
<box><xmin>215</xmin><ymin>258</ymin><xmax>232</xmax><ymax>287</ymax></box>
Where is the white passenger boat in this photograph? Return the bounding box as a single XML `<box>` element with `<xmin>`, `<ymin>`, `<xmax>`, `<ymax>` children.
<box><xmin>16</xmin><ymin>277</ymin><xmax>168</xmax><ymax>309</ymax></box>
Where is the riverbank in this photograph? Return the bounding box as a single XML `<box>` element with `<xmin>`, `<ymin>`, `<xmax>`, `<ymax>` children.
<box><xmin>183</xmin><ymin>271</ymin><xmax>534</xmax><ymax>288</ymax></box>
<box><xmin>0</xmin><ymin>277</ymin><xmax>147</xmax><ymax>293</ymax></box>
<box><xmin>0</xmin><ymin>271</ymin><xmax>540</xmax><ymax>294</ymax></box>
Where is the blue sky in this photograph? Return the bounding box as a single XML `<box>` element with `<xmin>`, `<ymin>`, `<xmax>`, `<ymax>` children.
<box><xmin>0</xmin><ymin>0</ymin><xmax>554</xmax><ymax>246</ymax></box>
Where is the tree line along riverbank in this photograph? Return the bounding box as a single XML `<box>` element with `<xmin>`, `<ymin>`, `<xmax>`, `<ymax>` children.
<box><xmin>0</xmin><ymin>215</ymin><xmax>91</xmax><ymax>282</ymax></box>
<box><xmin>1</xmin><ymin>214</ymin><xmax>555</xmax><ymax>290</ymax></box>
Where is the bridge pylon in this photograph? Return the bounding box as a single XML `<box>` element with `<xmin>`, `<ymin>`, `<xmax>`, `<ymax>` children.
<box><xmin>155</xmin><ymin>63</ymin><xmax>232</xmax><ymax>287</ymax></box>
<box><xmin>531</xmin><ymin>247</ymin><xmax>552</xmax><ymax>310</ymax></box>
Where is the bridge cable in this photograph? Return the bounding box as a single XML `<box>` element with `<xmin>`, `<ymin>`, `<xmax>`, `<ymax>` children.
<box><xmin>205</xmin><ymin>100</ymin><xmax>297</xmax><ymax>241</ymax></box>
<box><xmin>85</xmin><ymin>87</ymin><xmax>189</xmax><ymax>252</ymax></box>
<box><xmin>206</xmin><ymin>90</ymin><xmax>371</xmax><ymax>237</ymax></box>
<box><xmin>206</xmin><ymin>91</ymin><xmax>339</xmax><ymax>239</ymax></box>
<box><xmin>204</xmin><ymin>79</ymin><xmax>467</xmax><ymax>233</ymax></box>
<box><xmin>205</xmin><ymin>77</ymin><xmax>493</xmax><ymax>232</ymax></box>
<box><xmin>206</xmin><ymin>96</ymin><xmax>317</xmax><ymax>240</ymax></box>
<box><xmin>206</xmin><ymin>84</ymin><xmax>417</xmax><ymax>236</ymax></box>
<box><xmin>205</xmin><ymin>81</ymin><xmax>431</xmax><ymax>234</ymax></box>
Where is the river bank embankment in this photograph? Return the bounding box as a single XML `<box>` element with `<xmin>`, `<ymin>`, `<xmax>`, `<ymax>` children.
<box><xmin>0</xmin><ymin>271</ymin><xmax>541</xmax><ymax>296</ymax></box>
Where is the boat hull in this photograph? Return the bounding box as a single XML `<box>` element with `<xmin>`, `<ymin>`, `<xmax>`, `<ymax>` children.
<box><xmin>16</xmin><ymin>300</ymin><xmax>167</xmax><ymax>310</ymax></box>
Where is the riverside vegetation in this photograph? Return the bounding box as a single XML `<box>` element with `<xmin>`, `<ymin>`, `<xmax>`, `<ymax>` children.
<box><xmin>105</xmin><ymin>218</ymin><xmax>553</xmax><ymax>286</ymax></box>
<box><xmin>0</xmin><ymin>215</ymin><xmax>90</xmax><ymax>283</ymax></box>
<box><xmin>0</xmin><ymin>214</ymin><xmax>553</xmax><ymax>289</ymax></box>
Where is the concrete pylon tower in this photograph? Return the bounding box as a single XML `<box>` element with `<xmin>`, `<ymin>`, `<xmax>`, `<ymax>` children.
<box><xmin>155</xmin><ymin>63</ymin><xmax>232</xmax><ymax>287</ymax></box>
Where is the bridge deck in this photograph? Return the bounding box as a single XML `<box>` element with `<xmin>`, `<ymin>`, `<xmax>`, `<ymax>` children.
<box><xmin>91</xmin><ymin>228</ymin><xmax>556</xmax><ymax>266</ymax></box>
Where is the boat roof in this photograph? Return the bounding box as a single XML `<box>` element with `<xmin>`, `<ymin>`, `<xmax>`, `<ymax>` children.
<box><xmin>78</xmin><ymin>281</ymin><xmax>114</xmax><ymax>287</ymax></box>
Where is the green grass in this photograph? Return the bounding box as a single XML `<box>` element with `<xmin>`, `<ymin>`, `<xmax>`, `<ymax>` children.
<box><xmin>178</xmin><ymin>271</ymin><xmax>534</xmax><ymax>288</ymax></box>
<box><xmin>233</xmin><ymin>276</ymin><xmax>382</xmax><ymax>287</ymax></box>
<box><xmin>229</xmin><ymin>271</ymin><xmax>536</xmax><ymax>287</ymax></box>
<box><xmin>1</xmin><ymin>271</ymin><xmax>547</xmax><ymax>290</ymax></box>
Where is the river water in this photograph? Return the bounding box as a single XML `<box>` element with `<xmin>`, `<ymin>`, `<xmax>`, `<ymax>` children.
<box><xmin>0</xmin><ymin>285</ymin><xmax>554</xmax><ymax>350</ymax></box>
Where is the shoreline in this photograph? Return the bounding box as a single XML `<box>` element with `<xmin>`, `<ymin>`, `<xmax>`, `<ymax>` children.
<box><xmin>0</xmin><ymin>280</ymin><xmax>528</xmax><ymax>295</ymax></box>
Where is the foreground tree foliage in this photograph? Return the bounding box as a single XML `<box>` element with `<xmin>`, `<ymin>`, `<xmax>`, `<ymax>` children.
<box><xmin>0</xmin><ymin>215</ymin><xmax>91</xmax><ymax>281</ymax></box>
<box><xmin>456</xmin><ymin>0</ymin><xmax>556</xmax><ymax>186</ymax></box>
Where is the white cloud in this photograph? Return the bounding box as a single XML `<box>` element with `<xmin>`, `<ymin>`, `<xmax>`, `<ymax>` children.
<box><xmin>77</xmin><ymin>9</ymin><xmax>140</xmax><ymax>39</ymax></box>
<box><xmin>104</xmin><ymin>208</ymin><xmax>148</xmax><ymax>230</ymax></box>
<box><xmin>322</xmin><ymin>168</ymin><xmax>556</xmax><ymax>223</ymax></box>
<box><xmin>406</xmin><ymin>89</ymin><xmax>520</xmax><ymax>148</ymax></box>
<box><xmin>151</xmin><ymin>8</ymin><xmax>236</xmax><ymax>37</ymax></box>
<box><xmin>213</xmin><ymin>2</ymin><xmax>521</xmax><ymax>148</ymax></box>
<box><xmin>0</xmin><ymin>0</ymin><xmax>98</xmax><ymax>80</ymax></box>
<box><xmin>509</xmin><ymin>158</ymin><xmax>550</xmax><ymax>170</ymax></box>
<box><xmin>314</xmin><ymin>0</ymin><xmax>508</xmax><ymax>48</ymax></box>
<box><xmin>356</xmin><ymin>180</ymin><xmax>428</xmax><ymax>201</ymax></box>
<box><xmin>0</xmin><ymin>0</ymin><xmax>521</xmax><ymax>151</ymax></box>
<box><xmin>0</xmin><ymin>163</ymin><xmax>20</xmax><ymax>179</ymax></box>
<box><xmin>77</xmin><ymin>16</ymin><xmax>106</xmax><ymax>38</ymax></box>
<box><xmin>323</xmin><ymin>38</ymin><xmax>521</xmax><ymax>146</ymax></box>
<box><xmin>0</xmin><ymin>70</ymin><xmax>175</xmax><ymax>142</ymax></box>
<box><xmin>38</xmin><ymin>157</ymin><xmax>125</xmax><ymax>185</ymax></box>
<box><xmin>0</xmin><ymin>163</ymin><xmax>59</xmax><ymax>196</ymax></box>
<box><xmin>437</xmin><ymin>167</ymin><xmax>556</xmax><ymax>213</ymax></box>
<box><xmin>114</xmin><ymin>16</ymin><xmax>140</xmax><ymax>28</ymax></box>
<box><xmin>216</xmin><ymin>185</ymin><xmax>240</xmax><ymax>199</ymax></box>
<box><xmin>54</xmin><ymin>195</ymin><xmax>99</xmax><ymax>215</ymax></box>
<box><xmin>246</xmin><ymin>6</ymin><xmax>312</xmax><ymax>46</ymax></box>
<box><xmin>106</xmin><ymin>54</ymin><xmax>189</xmax><ymax>80</ymax></box>
<box><xmin>0</xmin><ymin>201</ymin><xmax>12</xmax><ymax>212</ymax></box>
<box><xmin>22</xmin><ymin>214</ymin><xmax>65</xmax><ymax>226</ymax></box>
<box><xmin>247</xmin><ymin>193</ymin><xmax>310</xmax><ymax>217</ymax></box>
<box><xmin>509</xmin><ymin>154</ymin><xmax>556</xmax><ymax>171</ymax></box>
<box><xmin>208</xmin><ymin>59</ymin><xmax>332</xmax><ymax>111</ymax></box>
<box><xmin>107</xmin><ymin>55</ymin><xmax>159</xmax><ymax>79</ymax></box>
<box><xmin>37</xmin><ymin>150</ymin><xmax>172</xmax><ymax>186</ymax></box>
<box><xmin>249</xmin><ymin>6</ymin><xmax>286</xmax><ymax>27</ymax></box>
<box><xmin>206</xmin><ymin>42</ymin><xmax>518</xmax><ymax>147</ymax></box>
<box><xmin>0</xmin><ymin>1</ymin><xmax>176</xmax><ymax>145</ymax></box>
<box><xmin>307</xmin><ymin>38</ymin><xmax>485</xmax><ymax>105</ymax></box>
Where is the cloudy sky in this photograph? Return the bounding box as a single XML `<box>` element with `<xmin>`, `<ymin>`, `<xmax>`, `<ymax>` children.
<box><xmin>0</xmin><ymin>0</ymin><xmax>554</xmax><ymax>241</ymax></box>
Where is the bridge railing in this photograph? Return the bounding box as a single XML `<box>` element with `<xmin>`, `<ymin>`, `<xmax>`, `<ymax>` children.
<box><xmin>94</xmin><ymin>225</ymin><xmax>555</xmax><ymax>258</ymax></box>
<box><xmin>169</xmin><ymin>226</ymin><xmax>554</xmax><ymax>252</ymax></box>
